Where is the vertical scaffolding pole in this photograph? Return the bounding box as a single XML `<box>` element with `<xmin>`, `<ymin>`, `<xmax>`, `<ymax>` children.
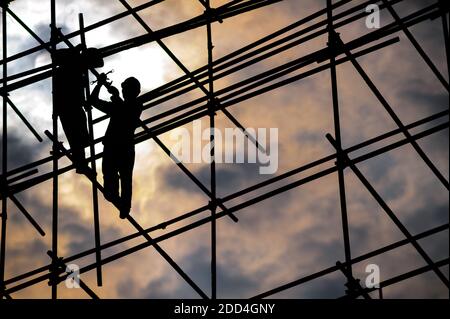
<box><xmin>50</xmin><ymin>0</ymin><xmax>59</xmax><ymax>299</ymax></box>
<box><xmin>205</xmin><ymin>0</ymin><xmax>217</xmax><ymax>300</ymax></box>
<box><xmin>326</xmin><ymin>0</ymin><xmax>352</xmax><ymax>278</ymax></box>
<box><xmin>78</xmin><ymin>13</ymin><xmax>103</xmax><ymax>287</ymax></box>
<box><xmin>335</xmin><ymin>33</ymin><xmax>449</xmax><ymax>190</ymax></box>
<box><xmin>0</xmin><ymin>0</ymin><xmax>8</xmax><ymax>300</ymax></box>
<box><xmin>439</xmin><ymin>0</ymin><xmax>450</xmax><ymax>82</ymax></box>
<box><xmin>381</xmin><ymin>0</ymin><xmax>449</xmax><ymax>91</ymax></box>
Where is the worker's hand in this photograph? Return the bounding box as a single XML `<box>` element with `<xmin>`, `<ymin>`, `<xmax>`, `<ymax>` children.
<box><xmin>75</xmin><ymin>43</ymin><xmax>85</xmax><ymax>53</ymax></box>
<box><xmin>108</xmin><ymin>86</ymin><xmax>120</xmax><ymax>98</ymax></box>
<box><xmin>97</xmin><ymin>73</ymin><xmax>108</xmax><ymax>86</ymax></box>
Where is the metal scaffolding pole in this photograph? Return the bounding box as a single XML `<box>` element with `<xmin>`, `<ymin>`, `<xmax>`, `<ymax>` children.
<box><xmin>339</xmin><ymin>258</ymin><xmax>449</xmax><ymax>299</ymax></box>
<box><xmin>3</xmin><ymin>112</ymin><xmax>446</xmax><ymax>290</ymax></box>
<box><xmin>251</xmin><ymin>223</ymin><xmax>449</xmax><ymax>299</ymax></box>
<box><xmin>334</xmin><ymin>32</ymin><xmax>450</xmax><ymax>190</ymax></box>
<box><xmin>439</xmin><ymin>0</ymin><xmax>450</xmax><ymax>82</ymax></box>
<box><xmin>46</xmin><ymin>250</ymin><xmax>99</xmax><ymax>299</ymax></box>
<box><xmin>326</xmin><ymin>134</ymin><xmax>449</xmax><ymax>288</ymax></box>
<box><xmin>0</xmin><ymin>0</ymin><xmax>165</xmax><ymax>67</ymax></box>
<box><xmin>0</xmin><ymin>35</ymin><xmax>432</xmax><ymax>205</ymax></box>
<box><xmin>205</xmin><ymin>0</ymin><xmax>217</xmax><ymax>300</ymax></box>
<box><xmin>119</xmin><ymin>0</ymin><xmax>261</xmax><ymax>163</ymax></box>
<box><xmin>0</xmin><ymin>112</ymin><xmax>448</xmax><ymax>290</ymax></box>
<box><xmin>0</xmin><ymin>0</ymin><xmax>447</xmax><ymax>299</ymax></box>
<box><xmin>79</xmin><ymin>13</ymin><xmax>103</xmax><ymax>287</ymax></box>
<box><xmin>95</xmin><ymin>0</ymin><xmax>408</xmax><ymax>125</ymax></box>
<box><xmin>326</xmin><ymin>0</ymin><xmax>352</xmax><ymax>279</ymax></box>
<box><xmin>5</xmin><ymin>117</ymin><xmax>447</xmax><ymax>294</ymax></box>
<box><xmin>0</xmin><ymin>30</ymin><xmax>400</xmax><ymax>183</ymax></box>
<box><xmin>116</xmin><ymin>0</ymin><xmax>239</xmax><ymax>223</ymax></box>
<box><xmin>44</xmin><ymin>130</ymin><xmax>209</xmax><ymax>299</ymax></box>
<box><xmin>336</xmin><ymin>261</ymin><xmax>371</xmax><ymax>299</ymax></box>
<box><xmin>50</xmin><ymin>0</ymin><xmax>59</xmax><ymax>300</ymax></box>
<box><xmin>45</xmin><ymin>25</ymin><xmax>210</xmax><ymax>298</ymax></box>
<box><xmin>0</xmin><ymin>0</ymin><xmax>8</xmax><ymax>301</ymax></box>
<box><xmin>381</xmin><ymin>0</ymin><xmax>449</xmax><ymax>91</ymax></box>
<box><xmin>0</xmin><ymin>0</ymin><xmax>283</xmax><ymax>95</ymax></box>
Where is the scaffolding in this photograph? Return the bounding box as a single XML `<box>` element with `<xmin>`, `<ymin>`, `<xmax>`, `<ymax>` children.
<box><xmin>0</xmin><ymin>0</ymin><xmax>449</xmax><ymax>299</ymax></box>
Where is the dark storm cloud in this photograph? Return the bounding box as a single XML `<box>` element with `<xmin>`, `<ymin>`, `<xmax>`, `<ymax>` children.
<box><xmin>418</xmin><ymin>229</ymin><xmax>450</xmax><ymax>262</ymax></box>
<box><xmin>217</xmin><ymin>263</ymin><xmax>262</xmax><ymax>299</ymax></box>
<box><xmin>143</xmin><ymin>275</ymin><xmax>200</xmax><ymax>299</ymax></box>
<box><xmin>297</xmin><ymin>131</ymin><xmax>326</xmax><ymax>145</ymax></box>
<box><xmin>270</xmin><ymin>243</ymin><xmax>347</xmax><ymax>298</ymax></box>
<box><xmin>138</xmin><ymin>247</ymin><xmax>262</xmax><ymax>299</ymax></box>
<box><xmin>292</xmin><ymin>226</ymin><xmax>345</xmax><ymax>267</ymax></box>
<box><xmin>9</xmin><ymin>181</ymin><xmax>123</xmax><ymax>260</ymax></box>
<box><xmin>8</xmin><ymin>191</ymin><xmax>51</xmax><ymax>232</ymax></box>
<box><xmin>62</xmin><ymin>220</ymin><xmax>123</xmax><ymax>257</ymax></box>
<box><xmin>4</xmin><ymin>22</ymin><xmax>52</xmax><ymax>76</ymax></box>
<box><xmin>7</xmin><ymin>237</ymin><xmax>48</xmax><ymax>260</ymax></box>
<box><xmin>116</xmin><ymin>277</ymin><xmax>136</xmax><ymax>298</ymax></box>
<box><xmin>292</xmin><ymin>274</ymin><xmax>346</xmax><ymax>299</ymax></box>
<box><xmin>139</xmin><ymin>231</ymin><xmax>346</xmax><ymax>299</ymax></box>
<box><xmin>359</xmin><ymin>154</ymin><xmax>407</xmax><ymax>202</ymax></box>
<box><xmin>363</xmin><ymin>153</ymin><xmax>396</xmax><ymax>184</ymax></box>
<box><xmin>61</xmin><ymin>222</ymin><xmax>94</xmax><ymax>256</ymax></box>
<box><xmin>404</xmin><ymin>203</ymin><xmax>449</xmax><ymax>235</ymax></box>
<box><xmin>0</xmin><ymin>129</ymin><xmax>42</xmax><ymax>171</ymax></box>
<box><xmin>140</xmin><ymin>247</ymin><xmax>211</xmax><ymax>299</ymax></box>
<box><xmin>399</xmin><ymin>90</ymin><xmax>448</xmax><ymax>113</ymax></box>
<box><xmin>161</xmin><ymin>162</ymin><xmax>267</xmax><ymax>197</ymax></box>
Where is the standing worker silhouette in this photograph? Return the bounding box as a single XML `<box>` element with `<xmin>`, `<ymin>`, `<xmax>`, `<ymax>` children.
<box><xmin>53</xmin><ymin>45</ymin><xmax>103</xmax><ymax>174</ymax></box>
<box><xmin>90</xmin><ymin>73</ymin><xmax>142</xmax><ymax>219</ymax></box>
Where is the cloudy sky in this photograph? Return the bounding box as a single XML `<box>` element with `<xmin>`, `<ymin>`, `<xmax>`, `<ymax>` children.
<box><xmin>0</xmin><ymin>0</ymin><xmax>448</xmax><ymax>298</ymax></box>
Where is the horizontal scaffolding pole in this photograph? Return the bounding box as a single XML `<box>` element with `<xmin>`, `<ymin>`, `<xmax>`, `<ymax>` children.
<box><xmin>46</xmin><ymin>250</ymin><xmax>99</xmax><ymax>299</ymax></box>
<box><xmin>0</xmin><ymin>0</ymin><xmax>281</xmax><ymax>90</ymax></box>
<box><xmin>334</xmin><ymin>31</ymin><xmax>449</xmax><ymax>189</ymax></box>
<box><xmin>133</xmin><ymin>2</ymin><xmax>441</xmax><ymax>131</ymax></box>
<box><xmin>44</xmin><ymin>131</ymin><xmax>209</xmax><ymax>299</ymax></box>
<box><xmin>3</xmin><ymin>120</ymin><xmax>448</xmax><ymax>293</ymax></box>
<box><xmin>99</xmin><ymin>0</ymin><xmax>283</xmax><ymax>58</ymax></box>
<box><xmin>137</xmin><ymin>0</ymin><xmax>363</xmax><ymax>101</ymax></box>
<box><xmin>106</xmin><ymin>5</ymin><xmax>437</xmax><ymax>143</ymax></box>
<box><xmin>6</xmin><ymin>168</ymin><xmax>38</xmax><ymax>185</ymax></box>
<box><xmin>339</xmin><ymin>258</ymin><xmax>449</xmax><ymax>299</ymax></box>
<box><xmin>137</xmin><ymin>0</ymin><xmax>403</xmax><ymax>107</ymax></box>
<box><xmin>4</xmin><ymin>113</ymin><xmax>446</xmax><ymax>286</ymax></box>
<box><xmin>95</xmin><ymin>0</ymin><xmax>409</xmax><ymax>124</ymax></box>
<box><xmin>326</xmin><ymin>134</ymin><xmax>449</xmax><ymax>287</ymax></box>
<box><xmin>0</xmin><ymin>0</ymin><xmax>165</xmax><ymax>67</ymax></box>
<box><xmin>0</xmin><ymin>29</ymin><xmax>405</xmax><ymax>188</ymax></box>
<box><xmin>134</xmin><ymin>36</ymin><xmax>401</xmax><ymax>140</ymax></box>
<box><xmin>251</xmin><ymin>224</ymin><xmax>449</xmax><ymax>299</ymax></box>
<box><xmin>0</xmin><ymin>0</ymin><xmax>408</xmax><ymax>99</ymax></box>
<box><xmin>0</xmin><ymin>0</ymin><xmax>447</xmax><ymax>299</ymax></box>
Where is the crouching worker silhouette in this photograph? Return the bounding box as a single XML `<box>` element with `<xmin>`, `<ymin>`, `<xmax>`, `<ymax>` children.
<box><xmin>53</xmin><ymin>46</ymin><xmax>104</xmax><ymax>174</ymax></box>
<box><xmin>90</xmin><ymin>73</ymin><xmax>142</xmax><ymax>219</ymax></box>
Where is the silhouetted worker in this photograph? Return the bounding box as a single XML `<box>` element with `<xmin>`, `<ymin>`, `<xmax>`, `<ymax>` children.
<box><xmin>53</xmin><ymin>46</ymin><xmax>104</xmax><ymax>174</ymax></box>
<box><xmin>90</xmin><ymin>73</ymin><xmax>142</xmax><ymax>219</ymax></box>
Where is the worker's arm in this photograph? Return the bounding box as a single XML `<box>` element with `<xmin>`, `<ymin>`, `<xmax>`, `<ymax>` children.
<box><xmin>89</xmin><ymin>73</ymin><xmax>111</xmax><ymax>114</ymax></box>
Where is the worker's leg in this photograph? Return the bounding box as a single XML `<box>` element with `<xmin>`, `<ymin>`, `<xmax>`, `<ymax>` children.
<box><xmin>102</xmin><ymin>146</ymin><xmax>120</xmax><ymax>205</ymax></box>
<box><xmin>75</xmin><ymin>110</ymin><xmax>90</xmax><ymax>174</ymax></box>
<box><xmin>59</xmin><ymin>109</ymin><xmax>87</xmax><ymax>173</ymax></box>
<box><xmin>118</xmin><ymin>149</ymin><xmax>135</xmax><ymax>219</ymax></box>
